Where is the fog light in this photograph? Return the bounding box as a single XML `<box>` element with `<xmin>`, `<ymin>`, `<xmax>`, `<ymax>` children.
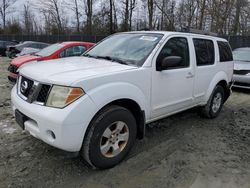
<box><xmin>46</xmin><ymin>130</ymin><xmax>56</xmax><ymax>141</ymax></box>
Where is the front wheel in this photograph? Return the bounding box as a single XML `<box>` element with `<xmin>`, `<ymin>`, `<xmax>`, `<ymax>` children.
<box><xmin>81</xmin><ymin>105</ymin><xmax>137</xmax><ymax>169</ymax></box>
<box><xmin>200</xmin><ymin>85</ymin><xmax>225</xmax><ymax>118</ymax></box>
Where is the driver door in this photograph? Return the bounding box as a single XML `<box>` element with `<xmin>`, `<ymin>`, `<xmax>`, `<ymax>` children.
<box><xmin>151</xmin><ymin>36</ymin><xmax>195</xmax><ymax>119</ymax></box>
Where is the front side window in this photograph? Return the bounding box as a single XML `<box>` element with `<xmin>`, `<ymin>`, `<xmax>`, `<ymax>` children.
<box><xmin>40</xmin><ymin>43</ymin><xmax>49</xmax><ymax>49</ymax></box>
<box><xmin>218</xmin><ymin>41</ymin><xmax>233</xmax><ymax>62</ymax></box>
<box><xmin>156</xmin><ymin>37</ymin><xmax>190</xmax><ymax>69</ymax></box>
<box><xmin>60</xmin><ymin>46</ymin><xmax>86</xmax><ymax>57</ymax></box>
<box><xmin>193</xmin><ymin>39</ymin><xmax>215</xmax><ymax>66</ymax></box>
<box><xmin>29</xmin><ymin>43</ymin><xmax>39</xmax><ymax>49</ymax></box>
<box><xmin>84</xmin><ymin>33</ymin><xmax>163</xmax><ymax>66</ymax></box>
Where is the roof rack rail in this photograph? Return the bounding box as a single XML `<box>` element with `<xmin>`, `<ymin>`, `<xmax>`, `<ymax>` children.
<box><xmin>181</xmin><ymin>27</ymin><xmax>218</xmax><ymax>37</ymax></box>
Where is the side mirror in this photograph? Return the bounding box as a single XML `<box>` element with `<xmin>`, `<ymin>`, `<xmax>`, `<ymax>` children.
<box><xmin>157</xmin><ymin>56</ymin><xmax>182</xmax><ymax>71</ymax></box>
<box><xmin>60</xmin><ymin>51</ymin><xmax>65</xmax><ymax>58</ymax></box>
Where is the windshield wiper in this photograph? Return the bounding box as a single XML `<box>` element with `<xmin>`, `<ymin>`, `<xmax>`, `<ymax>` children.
<box><xmin>83</xmin><ymin>54</ymin><xmax>129</xmax><ymax>65</ymax></box>
<box><xmin>96</xmin><ymin>56</ymin><xmax>129</xmax><ymax>65</ymax></box>
<box><xmin>83</xmin><ymin>54</ymin><xmax>97</xmax><ymax>58</ymax></box>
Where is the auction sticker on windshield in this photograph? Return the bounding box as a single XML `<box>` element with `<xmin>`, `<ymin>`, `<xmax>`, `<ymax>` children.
<box><xmin>139</xmin><ymin>36</ymin><xmax>158</xmax><ymax>41</ymax></box>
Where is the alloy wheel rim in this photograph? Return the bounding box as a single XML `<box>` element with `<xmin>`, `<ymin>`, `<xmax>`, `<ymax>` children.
<box><xmin>100</xmin><ymin>121</ymin><xmax>129</xmax><ymax>158</ymax></box>
<box><xmin>212</xmin><ymin>93</ymin><xmax>222</xmax><ymax>113</ymax></box>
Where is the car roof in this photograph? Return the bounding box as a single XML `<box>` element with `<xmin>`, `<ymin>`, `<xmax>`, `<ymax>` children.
<box><xmin>120</xmin><ymin>31</ymin><xmax>228</xmax><ymax>42</ymax></box>
<box><xmin>60</xmin><ymin>41</ymin><xmax>94</xmax><ymax>46</ymax></box>
<box><xmin>233</xmin><ymin>47</ymin><xmax>250</xmax><ymax>51</ymax></box>
<box><xmin>21</xmin><ymin>41</ymin><xmax>48</xmax><ymax>45</ymax></box>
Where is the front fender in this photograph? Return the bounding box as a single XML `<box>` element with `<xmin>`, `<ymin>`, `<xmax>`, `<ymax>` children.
<box><xmin>86</xmin><ymin>82</ymin><xmax>150</xmax><ymax>119</ymax></box>
<box><xmin>204</xmin><ymin>71</ymin><xmax>229</xmax><ymax>102</ymax></box>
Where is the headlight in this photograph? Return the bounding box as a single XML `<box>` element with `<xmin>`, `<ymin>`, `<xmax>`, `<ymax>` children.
<box><xmin>46</xmin><ymin>85</ymin><xmax>85</xmax><ymax>108</ymax></box>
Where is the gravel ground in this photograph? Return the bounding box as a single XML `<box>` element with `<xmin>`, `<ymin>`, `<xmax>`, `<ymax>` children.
<box><xmin>1</xmin><ymin>57</ymin><xmax>250</xmax><ymax>188</ymax></box>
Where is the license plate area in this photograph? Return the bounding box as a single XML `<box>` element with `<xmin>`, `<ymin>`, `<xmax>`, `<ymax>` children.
<box><xmin>15</xmin><ymin>110</ymin><xmax>28</xmax><ymax>130</ymax></box>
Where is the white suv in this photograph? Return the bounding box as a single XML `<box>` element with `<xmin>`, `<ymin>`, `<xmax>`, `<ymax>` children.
<box><xmin>11</xmin><ymin>31</ymin><xmax>234</xmax><ymax>169</ymax></box>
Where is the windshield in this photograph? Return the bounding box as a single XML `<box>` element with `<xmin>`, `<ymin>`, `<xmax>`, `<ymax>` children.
<box><xmin>84</xmin><ymin>33</ymin><xmax>163</xmax><ymax>66</ymax></box>
<box><xmin>233</xmin><ymin>50</ymin><xmax>250</xmax><ymax>62</ymax></box>
<box><xmin>35</xmin><ymin>43</ymin><xmax>63</xmax><ymax>57</ymax></box>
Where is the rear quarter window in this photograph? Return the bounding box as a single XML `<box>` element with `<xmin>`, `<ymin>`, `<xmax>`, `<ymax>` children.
<box><xmin>217</xmin><ymin>41</ymin><xmax>233</xmax><ymax>62</ymax></box>
<box><xmin>193</xmin><ymin>38</ymin><xmax>215</xmax><ymax>66</ymax></box>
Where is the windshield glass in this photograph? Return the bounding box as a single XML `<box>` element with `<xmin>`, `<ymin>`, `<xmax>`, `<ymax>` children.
<box><xmin>84</xmin><ymin>33</ymin><xmax>163</xmax><ymax>66</ymax></box>
<box><xmin>35</xmin><ymin>43</ymin><xmax>63</xmax><ymax>57</ymax></box>
<box><xmin>233</xmin><ymin>50</ymin><xmax>250</xmax><ymax>62</ymax></box>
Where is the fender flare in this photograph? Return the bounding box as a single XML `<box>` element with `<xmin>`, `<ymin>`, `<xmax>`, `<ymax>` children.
<box><xmin>87</xmin><ymin>82</ymin><xmax>150</xmax><ymax>120</ymax></box>
<box><xmin>204</xmin><ymin>71</ymin><xmax>229</xmax><ymax>102</ymax></box>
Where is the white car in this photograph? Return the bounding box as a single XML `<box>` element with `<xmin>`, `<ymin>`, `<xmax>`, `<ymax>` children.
<box><xmin>11</xmin><ymin>31</ymin><xmax>234</xmax><ymax>169</ymax></box>
<box><xmin>232</xmin><ymin>48</ymin><xmax>250</xmax><ymax>89</ymax></box>
<box><xmin>16</xmin><ymin>47</ymin><xmax>40</xmax><ymax>57</ymax></box>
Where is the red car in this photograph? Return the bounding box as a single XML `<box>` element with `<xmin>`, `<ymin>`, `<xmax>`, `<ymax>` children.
<box><xmin>8</xmin><ymin>41</ymin><xmax>94</xmax><ymax>82</ymax></box>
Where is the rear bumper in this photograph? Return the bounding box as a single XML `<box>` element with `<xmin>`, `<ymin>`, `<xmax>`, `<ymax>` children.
<box><xmin>233</xmin><ymin>74</ymin><xmax>250</xmax><ymax>89</ymax></box>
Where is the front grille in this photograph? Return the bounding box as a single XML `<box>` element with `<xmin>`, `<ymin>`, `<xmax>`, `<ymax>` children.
<box><xmin>36</xmin><ymin>84</ymin><xmax>51</xmax><ymax>103</ymax></box>
<box><xmin>8</xmin><ymin>64</ymin><xmax>18</xmax><ymax>73</ymax></box>
<box><xmin>234</xmin><ymin>70</ymin><xmax>250</xmax><ymax>75</ymax></box>
<box><xmin>18</xmin><ymin>76</ymin><xmax>51</xmax><ymax>105</ymax></box>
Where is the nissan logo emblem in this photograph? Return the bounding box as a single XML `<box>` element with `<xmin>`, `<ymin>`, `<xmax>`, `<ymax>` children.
<box><xmin>21</xmin><ymin>81</ymin><xmax>28</xmax><ymax>93</ymax></box>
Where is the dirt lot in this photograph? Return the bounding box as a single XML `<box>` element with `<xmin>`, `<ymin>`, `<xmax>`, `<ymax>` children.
<box><xmin>1</xmin><ymin>57</ymin><xmax>250</xmax><ymax>188</ymax></box>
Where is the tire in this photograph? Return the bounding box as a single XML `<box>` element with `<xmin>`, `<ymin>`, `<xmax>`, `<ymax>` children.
<box><xmin>81</xmin><ymin>105</ymin><xmax>137</xmax><ymax>169</ymax></box>
<box><xmin>9</xmin><ymin>51</ymin><xmax>16</xmax><ymax>59</ymax></box>
<box><xmin>200</xmin><ymin>85</ymin><xmax>225</xmax><ymax>119</ymax></box>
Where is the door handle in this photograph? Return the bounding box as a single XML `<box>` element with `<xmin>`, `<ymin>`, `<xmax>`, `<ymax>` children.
<box><xmin>186</xmin><ymin>72</ymin><xmax>194</xmax><ymax>79</ymax></box>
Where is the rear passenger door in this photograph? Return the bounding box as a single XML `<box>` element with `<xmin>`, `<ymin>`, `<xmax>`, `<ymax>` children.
<box><xmin>192</xmin><ymin>38</ymin><xmax>216</xmax><ymax>103</ymax></box>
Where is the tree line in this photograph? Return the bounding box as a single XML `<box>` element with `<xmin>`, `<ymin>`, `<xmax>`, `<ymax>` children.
<box><xmin>0</xmin><ymin>0</ymin><xmax>249</xmax><ymax>35</ymax></box>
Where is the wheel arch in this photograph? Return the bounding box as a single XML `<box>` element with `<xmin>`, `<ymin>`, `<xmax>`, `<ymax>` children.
<box><xmin>82</xmin><ymin>82</ymin><xmax>150</xmax><ymax>143</ymax></box>
<box><xmin>205</xmin><ymin>71</ymin><xmax>230</xmax><ymax>103</ymax></box>
<box><xmin>87</xmin><ymin>98</ymin><xmax>146</xmax><ymax>140</ymax></box>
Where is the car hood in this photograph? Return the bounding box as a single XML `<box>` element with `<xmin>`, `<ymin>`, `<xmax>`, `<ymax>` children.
<box><xmin>234</xmin><ymin>61</ymin><xmax>250</xmax><ymax>70</ymax></box>
<box><xmin>19</xmin><ymin>57</ymin><xmax>138</xmax><ymax>85</ymax></box>
<box><xmin>18</xmin><ymin>48</ymin><xmax>40</xmax><ymax>56</ymax></box>
<box><xmin>11</xmin><ymin>55</ymin><xmax>42</xmax><ymax>67</ymax></box>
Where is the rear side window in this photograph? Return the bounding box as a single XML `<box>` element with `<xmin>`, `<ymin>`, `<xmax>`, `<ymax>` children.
<box><xmin>193</xmin><ymin>39</ymin><xmax>215</xmax><ymax>66</ymax></box>
<box><xmin>217</xmin><ymin>41</ymin><xmax>233</xmax><ymax>62</ymax></box>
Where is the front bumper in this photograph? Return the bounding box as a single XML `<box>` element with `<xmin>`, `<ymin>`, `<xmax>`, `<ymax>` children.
<box><xmin>8</xmin><ymin>73</ymin><xmax>17</xmax><ymax>83</ymax></box>
<box><xmin>11</xmin><ymin>85</ymin><xmax>96</xmax><ymax>152</ymax></box>
<box><xmin>233</xmin><ymin>74</ymin><xmax>250</xmax><ymax>89</ymax></box>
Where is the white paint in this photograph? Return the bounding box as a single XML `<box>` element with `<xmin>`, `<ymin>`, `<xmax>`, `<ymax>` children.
<box><xmin>11</xmin><ymin>31</ymin><xmax>233</xmax><ymax>152</ymax></box>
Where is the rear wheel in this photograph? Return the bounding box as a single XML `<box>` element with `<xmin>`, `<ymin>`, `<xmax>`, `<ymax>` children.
<box><xmin>81</xmin><ymin>105</ymin><xmax>137</xmax><ymax>169</ymax></box>
<box><xmin>200</xmin><ymin>85</ymin><xmax>225</xmax><ymax>118</ymax></box>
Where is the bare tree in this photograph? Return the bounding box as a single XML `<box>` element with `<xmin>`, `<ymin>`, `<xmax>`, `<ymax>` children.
<box><xmin>129</xmin><ymin>0</ymin><xmax>136</xmax><ymax>30</ymax></box>
<box><xmin>147</xmin><ymin>0</ymin><xmax>154</xmax><ymax>30</ymax></box>
<box><xmin>232</xmin><ymin>0</ymin><xmax>248</xmax><ymax>34</ymax></box>
<box><xmin>0</xmin><ymin>0</ymin><xmax>16</xmax><ymax>32</ymax></box>
<box><xmin>155</xmin><ymin>0</ymin><xmax>176</xmax><ymax>30</ymax></box>
<box><xmin>109</xmin><ymin>0</ymin><xmax>113</xmax><ymax>33</ymax></box>
<box><xmin>123</xmin><ymin>0</ymin><xmax>129</xmax><ymax>31</ymax></box>
<box><xmin>23</xmin><ymin>4</ymin><xmax>34</xmax><ymax>34</ymax></box>
<box><xmin>198</xmin><ymin>0</ymin><xmax>206</xmax><ymax>29</ymax></box>
<box><xmin>69</xmin><ymin>0</ymin><xmax>81</xmax><ymax>33</ymax></box>
<box><xmin>38</xmin><ymin>0</ymin><xmax>66</xmax><ymax>33</ymax></box>
<box><xmin>84</xmin><ymin>0</ymin><xmax>93</xmax><ymax>34</ymax></box>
